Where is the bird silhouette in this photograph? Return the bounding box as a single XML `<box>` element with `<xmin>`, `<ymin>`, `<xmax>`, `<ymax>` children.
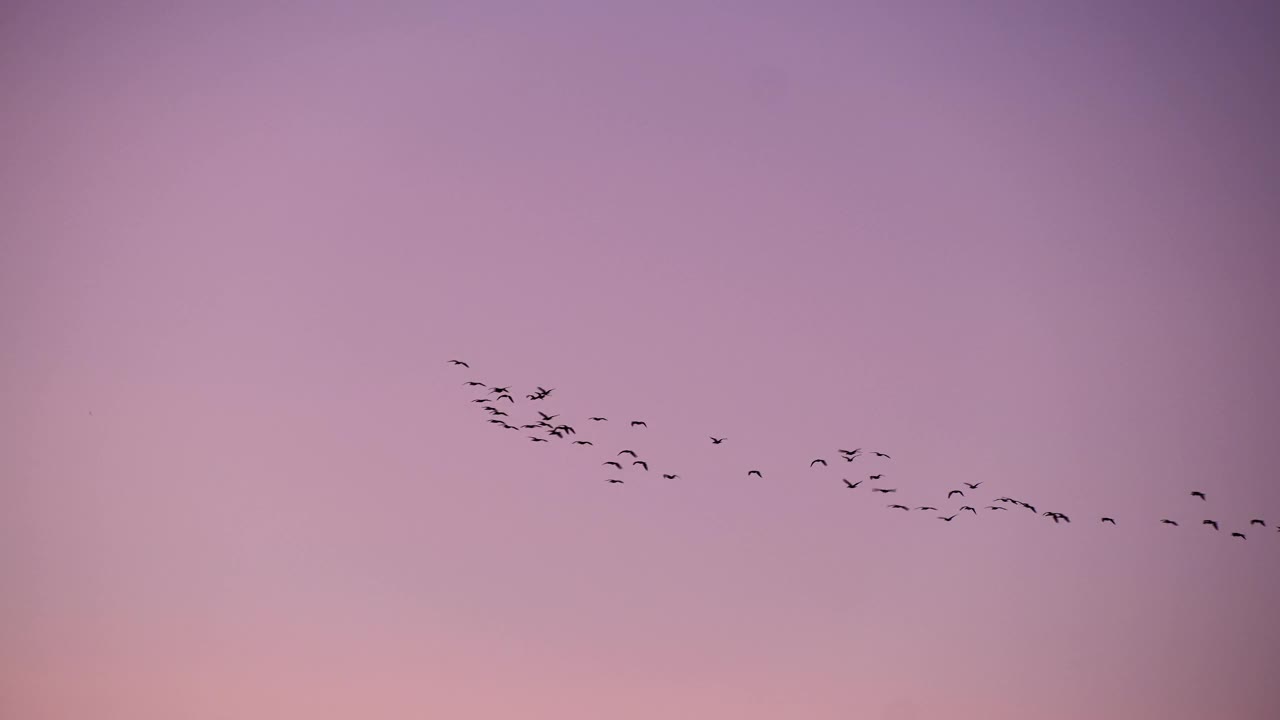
<box><xmin>843</xmin><ymin>479</ymin><xmax>862</xmax><ymax>489</ymax></box>
<box><xmin>1161</xmin><ymin>519</ymin><xmax>1179</xmax><ymax>526</ymax></box>
<box><xmin>960</xmin><ymin>506</ymin><xmax>978</xmax><ymax>514</ymax></box>
<box><xmin>748</xmin><ymin>470</ymin><xmax>763</xmax><ymax>477</ymax></box>
<box><xmin>470</xmin><ymin>398</ymin><xmax>490</xmax><ymax>403</ymax></box>
<box><xmin>839</xmin><ymin>449</ymin><xmax>862</xmax><ymax>456</ymax></box>
<box><xmin>948</xmin><ymin>490</ymin><xmax>965</xmax><ymax>499</ymax></box>
<box><xmin>987</xmin><ymin>506</ymin><xmax>1008</xmax><ymax>511</ymax></box>
<box><xmin>538</xmin><ymin>412</ymin><xmax>559</xmax><ymax>422</ymax></box>
<box><xmin>572</xmin><ymin>440</ymin><xmax>593</xmax><ymax>446</ymax></box>
<box><xmin>662</xmin><ymin>474</ymin><xmax>680</xmax><ymax>480</ymax></box>
<box><xmin>1101</xmin><ymin>517</ymin><xmax>1116</xmax><ymax>524</ymax></box>
<box><xmin>618</xmin><ymin>450</ymin><xmax>638</xmax><ymax>457</ymax></box>
<box><xmin>495</xmin><ymin>394</ymin><xmax>514</xmax><ymax>403</ymax></box>
<box><xmin>1250</xmin><ymin>519</ymin><xmax>1266</xmax><ymax>526</ymax></box>
<box><xmin>916</xmin><ymin>506</ymin><xmax>938</xmax><ymax>511</ymax></box>
<box><xmin>529</xmin><ymin>437</ymin><xmax>549</xmax><ymax>443</ymax></box>
<box><xmin>606</xmin><ymin>479</ymin><xmax>624</xmax><ymax>484</ymax></box>
<box><xmin>888</xmin><ymin>504</ymin><xmax>910</xmax><ymax>511</ymax></box>
<box><xmin>464</xmin><ymin>381</ymin><xmax>485</xmax><ymax>387</ymax></box>
<box><xmin>1231</xmin><ymin>532</ymin><xmax>1246</xmax><ymax>540</ymax></box>
<box><xmin>448</xmin><ymin>360</ymin><xmax>469</xmax><ymax>367</ymax></box>
<box><xmin>589</xmin><ymin>417</ymin><xmax>608</xmax><ymax>421</ymax></box>
<box><xmin>603</xmin><ymin>461</ymin><xmax>622</xmax><ymax>469</ymax></box>
<box><xmin>963</xmin><ymin>482</ymin><xmax>983</xmax><ymax>489</ymax></box>
<box><xmin>1203</xmin><ymin>520</ymin><xmax>1219</xmax><ymax>530</ymax></box>
<box><xmin>1043</xmin><ymin>512</ymin><xmax>1069</xmax><ymax>523</ymax></box>
<box><xmin>869</xmin><ymin>474</ymin><xmax>883</xmax><ymax>480</ymax></box>
<box><xmin>1191</xmin><ymin>491</ymin><xmax>1206</xmax><ymax>500</ymax></box>
<box><xmin>489</xmin><ymin>386</ymin><xmax>511</xmax><ymax>394</ymax></box>
<box><xmin>633</xmin><ymin>461</ymin><xmax>649</xmax><ymax>471</ymax></box>
<box><xmin>711</xmin><ymin>437</ymin><xmax>726</xmax><ymax>444</ymax></box>
<box><xmin>810</xmin><ymin>459</ymin><xmax>827</xmax><ymax>467</ymax></box>
<box><xmin>938</xmin><ymin>514</ymin><xmax>958</xmax><ymax>522</ymax></box>
<box><xmin>631</xmin><ymin>421</ymin><xmax>647</xmax><ymax>427</ymax></box>
<box><xmin>871</xmin><ymin>488</ymin><xmax>897</xmax><ymax>494</ymax></box>
<box><xmin>872</xmin><ymin>452</ymin><xmax>891</xmax><ymax>458</ymax></box>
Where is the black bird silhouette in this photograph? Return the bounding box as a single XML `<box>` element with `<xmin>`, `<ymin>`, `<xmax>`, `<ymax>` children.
<box><xmin>631</xmin><ymin>421</ymin><xmax>647</xmax><ymax>427</ymax></box>
<box><xmin>538</xmin><ymin>412</ymin><xmax>558</xmax><ymax>422</ymax></box>
<box><xmin>486</xmin><ymin>409</ymin><xmax>508</xmax><ymax>417</ymax></box>
<box><xmin>1101</xmin><ymin>517</ymin><xmax>1117</xmax><ymax>524</ymax></box>
<box><xmin>486</xmin><ymin>419</ymin><xmax>504</xmax><ymax>424</ymax></box>
<box><xmin>843</xmin><ymin>479</ymin><xmax>862</xmax><ymax>489</ymax></box>
<box><xmin>520</xmin><ymin>424</ymin><xmax>539</xmax><ymax>429</ymax></box>
<box><xmin>618</xmin><ymin>450</ymin><xmax>638</xmax><ymax>457</ymax></box>
<box><xmin>662</xmin><ymin>474</ymin><xmax>680</xmax><ymax>480</ymax></box>
<box><xmin>470</xmin><ymin>398</ymin><xmax>490</xmax><ymax>403</ymax></box>
<box><xmin>888</xmin><ymin>504</ymin><xmax>910</xmax><ymax>511</ymax></box>
<box><xmin>1203</xmin><ymin>520</ymin><xmax>1219</xmax><ymax>530</ymax></box>
<box><xmin>810</xmin><ymin>459</ymin><xmax>827</xmax><ymax>467</ymax></box>
<box><xmin>871</xmin><ymin>488</ymin><xmax>896</xmax><ymax>494</ymax></box>
<box><xmin>917</xmin><ymin>506</ymin><xmax>938</xmax><ymax>511</ymax></box>
<box><xmin>606</xmin><ymin>479</ymin><xmax>624</xmax><ymax>484</ymax></box>
<box><xmin>489</xmin><ymin>386</ymin><xmax>510</xmax><ymax>394</ymax></box>
<box><xmin>495</xmin><ymin>394</ymin><xmax>514</xmax><ymax>403</ymax></box>
<box><xmin>603</xmin><ymin>461</ymin><xmax>622</xmax><ymax>469</ymax></box>
<box><xmin>960</xmin><ymin>506</ymin><xmax>978</xmax><ymax>514</ymax></box>
<box><xmin>872</xmin><ymin>452</ymin><xmax>891</xmax><ymax>458</ymax></box>
<box><xmin>535</xmin><ymin>387</ymin><xmax>554</xmax><ymax>396</ymax></box>
<box><xmin>554</xmin><ymin>425</ymin><xmax>576</xmax><ymax>435</ymax></box>
<box><xmin>711</xmin><ymin>437</ymin><xmax>726</xmax><ymax>444</ymax></box>
<box><xmin>589</xmin><ymin>417</ymin><xmax>608</xmax><ymax>422</ymax></box>
<box><xmin>1043</xmin><ymin>512</ymin><xmax>1069</xmax><ymax>523</ymax></box>
<box><xmin>963</xmin><ymin>482</ymin><xmax>983</xmax><ymax>489</ymax></box>
<box><xmin>1231</xmin><ymin>532</ymin><xmax>1246</xmax><ymax>539</ymax></box>
<box><xmin>529</xmin><ymin>437</ymin><xmax>549</xmax><ymax>443</ymax></box>
<box><xmin>1250</xmin><ymin>519</ymin><xmax>1266</xmax><ymax>526</ymax></box>
<box><xmin>869</xmin><ymin>474</ymin><xmax>883</xmax><ymax>480</ymax></box>
<box><xmin>448</xmin><ymin>360</ymin><xmax>469</xmax><ymax>367</ymax></box>
<box><xmin>572</xmin><ymin>440</ymin><xmax>593</xmax><ymax>446</ymax></box>
<box><xmin>1191</xmin><ymin>491</ymin><xmax>1206</xmax><ymax>500</ymax></box>
<box><xmin>748</xmin><ymin>470</ymin><xmax>763</xmax><ymax>477</ymax></box>
<box><xmin>633</xmin><ymin>461</ymin><xmax>649</xmax><ymax>471</ymax></box>
<box><xmin>547</xmin><ymin>429</ymin><xmax>564</xmax><ymax>438</ymax></box>
<box><xmin>839</xmin><ymin>449</ymin><xmax>862</xmax><ymax>456</ymax></box>
<box><xmin>947</xmin><ymin>490</ymin><xmax>965</xmax><ymax>499</ymax></box>
<box><xmin>938</xmin><ymin>514</ymin><xmax>958</xmax><ymax>522</ymax></box>
<box><xmin>1161</xmin><ymin>519</ymin><xmax>1179</xmax><ymax>526</ymax></box>
<box><xmin>987</xmin><ymin>506</ymin><xmax>1008</xmax><ymax>511</ymax></box>
<box><xmin>464</xmin><ymin>381</ymin><xmax>485</xmax><ymax>387</ymax></box>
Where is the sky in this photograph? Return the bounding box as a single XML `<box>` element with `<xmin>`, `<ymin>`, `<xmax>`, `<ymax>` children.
<box><xmin>3</xmin><ymin>2</ymin><xmax>1280</xmax><ymax>718</ymax></box>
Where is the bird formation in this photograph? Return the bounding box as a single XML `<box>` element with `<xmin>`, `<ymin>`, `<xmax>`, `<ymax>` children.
<box><xmin>450</xmin><ymin>360</ymin><xmax>1276</xmax><ymax>542</ymax></box>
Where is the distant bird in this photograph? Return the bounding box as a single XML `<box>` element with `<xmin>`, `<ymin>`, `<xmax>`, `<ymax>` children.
<box><xmin>987</xmin><ymin>506</ymin><xmax>1008</xmax><ymax>511</ymax></box>
<box><xmin>589</xmin><ymin>417</ymin><xmax>608</xmax><ymax>422</ymax></box>
<box><xmin>841</xmin><ymin>454</ymin><xmax>860</xmax><ymax>462</ymax></box>
<box><xmin>520</xmin><ymin>424</ymin><xmax>539</xmax><ymax>429</ymax></box>
<box><xmin>843</xmin><ymin>479</ymin><xmax>862</xmax><ymax>489</ymax></box>
<box><xmin>1231</xmin><ymin>532</ymin><xmax>1246</xmax><ymax>540</ymax></box>
<box><xmin>1101</xmin><ymin>517</ymin><xmax>1116</xmax><ymax>524</ymax></box>
<box><xmin>711</xmin><ymin>437</ymin><xmax>727</xmax><ymax>444</ymax></box>
<box><xmin>888</xmin><ymin>504</ymin><xmax>910</xmax><ymax>511</ymax></box>
<box><xmin>871</xmin><ymin>488</ymin><xmax>896</xmax><ymax>494</ymax></box>
<box><xmin>748</xmin><ymin>470</ymin><xmax>763</xmax><ymax>477</ymax></box>
<box><xmin>916</xmin><ymin>506</ymin><xmax>938</xmax><ymax>511</ymax></box>
<box><xmin>448</xmin><ymin>360</ymin><xmax>469</xmax><ymax>367</ymax></box>
<box><xmin>1161</xmin><ymin>519</ymin><xmax>1179</xmax><ymax>526</ymax></box>
<box><xmin>572</xmin><ymin>440</ymin><xmax>593</xmax><ymax>446</ymax></box>
<box><xmin>603</xmin><ymin>461</ymin><xmax>622</xmax><ymax>469</ymax></box>
<box><xmin>529</xmin><ymin>437</ymin><xmax>549</xmax><ymax>443</ymax></box>
<box><xmin>872</xmin><ymin>452</ymin><xmax>891</xmax><ymax>458</ymax></box>
<box><xmin>963</xmin><ymin>482</ymin><xmax>983</xmax><ymax>489</ymax></box>
<box><xmin>938</xmin><ymin>514</ymin><xmax>958</xmax><ymax>522</ymax></box>
<box><xmin>489</xmin><ymin>386</ymin><xmax>511</xmax><ymax>394</ymax></box>
<box><xmin>869</xmin><ymin>474</ymin><xmax>883</xmax><ymax>480</ymax></box>
<box><xmin>618</xmin><ymin>450</ymin><xmax>638</xmax><ymax>457</ymax></box>
<box><xmin>1203</xmin><ymin>520</ymin><xmax>1219</xmax><ymax>531</ymax></box>
<box><xmin>633</xmin><ymin>461</ymin><xmax>649</xmax><ymax>471</ymax></box>
<box><xmin>1191</xmin><ymin>491</ymin><xmax>1206</xmax><ymax>500</ymax></box>
<box><xmin>1043</xmin><ymin>511</ymin><xmax>1069</xmax><ymax>523</ymax></box>
<box><xmin>810</xmin><ymin>459</ymin><xmax>827</xmax><ymax>467</ymax></box>
<box><xmin>495</xmin><ymin>394</ymin><xmax>514</xmax><ymax>403</ymax></box>
<box><xmin>838</xmin><ymin>449</ymin><xmax>862</xmax><ymax>456</ymax></box>
<box><xmin>486</xmin><ymin>419</ymin><xmax>504</xmax><ymax>424</ymax></box>
<box><xmin>662</xmin><ymin>474</ymin><xmax>679</xmax><ymax>480</ymax></box>
<box><xmin>553</xmin><ymin>425</ymin><xmax>575</xmax><ymax>435</ymax></box>
<box><xmin>471</xmin><ymin>398</ymin><xmax>490</xmax><ymax>403</ymax></box>
<box><xmin>1250</xmin><ymin>519</ymin><xmax>1266</xmax><ymax>526</ymax></box>
<box><xmin>960</xmin><ymin>506</ymin><xmax>978</xmax><ymax>515</ymax></box>
<box><xmin>464</xmin><ymin>381</ymin><xmax>485</xmax><ymax>387</ymax></box>
<box><xmin>948</xmin><ymin>490</ymin><xmax>965</xmax><ymax>499</ymax></box>
<box><xmin>538</xmin><ymin>412</ymin><xmax>559</xmax><ymax>422</ymax></box>
<box><xmin>606</xmin><ymin>479</ymin><xmax>624</xmax><ymax>484</ymax></box>
<box><xmin>631</xmin><ymin>421</ymin><xmax>647</xmax><ymax>427</ymax></box>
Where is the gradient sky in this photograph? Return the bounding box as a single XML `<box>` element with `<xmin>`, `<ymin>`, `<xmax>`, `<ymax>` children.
<box><xmin>4</xmin><ymin>2</ymin><xmax>1280</xmax><ymax>718</ymax></box>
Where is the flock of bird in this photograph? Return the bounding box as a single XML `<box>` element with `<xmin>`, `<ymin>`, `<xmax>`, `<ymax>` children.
<box><xmin>448</xmin><ymin>359</ymin><xmax>1274</xmax><ymax>541</ymax></box>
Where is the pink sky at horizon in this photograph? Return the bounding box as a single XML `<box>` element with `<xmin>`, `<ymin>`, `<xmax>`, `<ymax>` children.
<box><xmin>3</xmin><ymin>2</ymin><xmax>1279</xmax><ymax>718</ymax></box>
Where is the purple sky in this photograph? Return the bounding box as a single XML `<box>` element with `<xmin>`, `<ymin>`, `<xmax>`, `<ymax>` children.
<box><xmin>4</xmin><ymin>2</ymin><xmax>1280</xmax><ymax>718</ymax></box>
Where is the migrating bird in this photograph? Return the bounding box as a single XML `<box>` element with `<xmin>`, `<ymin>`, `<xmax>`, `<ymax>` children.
<box><xmin>470</xmin><ymin>398</ymin><xmax>490</xmax><ymax>403</ymax></box>
<box><xmin>631</xmin><ymin>420</ymin><xmax>647</xmax><ymax>428</ymax></box>
<box><xmin>633</xmin><ymin>461</ymin><xmax>649</xmax><ymax>471</ymax></box>
<box><xmin>538</xmin><ymin>412</ymin><xmax>559</xmax><ymax>422</ymax></box>
<box><xmin>960</xmin><ymin>506</ymin><xmax>978</xmax><ymax>515</ymax></box>
<box><xmin>1231</xmin><ymin>532</ymin><xmax>1246</xmax><ymax>540</ymax></box>
<box><xmin>495</xmin><ymin>394</ymin><xmax>514</xmax><ymax>403</ymax></box>
<box><xmin>1191</xmin><ymin>491</ymin><xmax>1206</xmax><ymax>500</ymax></box>
<box><xmin>947</xmin><ymin>490</ymin><xmax>965</xmax><ymax>499</ymax></box>
<box><xmin>810</xmin><ymin>459</ymin><xmax>827</xmax><ymax>467</ymax></box>
<box><xmin>869</xmin><ymin>474</ymin><xmax>883</xmax><ymax>480</ymax></box>
<box><xmin>1161</xmin><ymin>519</ymin><xmax>1179</xmax><ymax>526</ymax></box>
<box><xmin>872</xmin><ymin>452</ymin><xmax>891</xmax><ymax>458</ymax></box>
<box><xmin>489</xmin><ymin>386</ymin><xmax>511</xmax><ymax>394</ymax></box>
<box><xmin>838</xmin><ymin>449</ymin><xmax>861</xmax><ymax>456</ymax></box>
<box><xmin>606</xmin><ymin>479</ymin><xmax>624</xmax><ymax>484</ymax></box>
<box><xmin>603</xmin><ymin>461</ymin><xmax>622</xmax><ymax>469</ymax></box>
<box><xmin>529</xmin><ymin>437</ymin><xmax>549</xmax><ymax>443</ymax></box>
<box><xmin>1250</xmin><ymin>519</ymin><xmax>1266</xmax><ymax>526</ymax></box>
<box><xmin>464</xmin><ymin>381</ymin><xmax>485</xmax><ymax>387</ymax></box>
<box><xmin>843</xmin><ymin>479</ymin><xmax>862</xmax><ymax>489</ymax></box>
<box><xmin>572</xmin><ymin>440</ymin><xmax>593</xmax><ymax>446</ymax></box>
<box><xmin>987</xmin><ymin>506</ymin><xmax>1008</xmax><ymax>511</ymax></box>
<box><xmin>963</xmin><ymin>482</ymin><xmax>983</xmax><ymax>489</ymax></box>
<box><xmin>916</xmin><ymin>506</ymin><xmax>938</xmax><ymax>511</ymax></box>
<box><xmin>711</xmin><ymin>437</ymin><xmax>726</xmax><ymax>444</ymax></box>
<box><xmin>1043</xmin><ymin>512</ymin><xmax>1069</xmax><ymax>523</ymax></box>
<box><xmin>842</xmin><ymin>455</ymin><xmax>860</xmax><ymax>462</ymax></box>
<box><xmin>938</xmin><ymin>514</ymin><xmax>958</xmax><ymax>522</ymax></box>
<box><xmin>1203</xmin><ymin>520</ymin><xmax>1219</xmax><ymax>531</ymax></box>
<box><xmin>748</xmin><ymin>470</ymin><xmax>763</xmax><ymax>477</ymax></box>
<box><xmin>618</xmin><ymin>450</ymin><xmax>638</xmax><ymax>457</ymax></box>
<box><xmin>871</xmin><ymin>488</ymin><xmax>897</xmax><ymax>494</ymax></box>
<box><xmin>662</xmin><ymin>474</ymin><xmax>679</xmax><ymax>480</ymax></box>
<box><xmin>1101</xmin><ymin>517</ymin><xmax>1117</xmax><ymax>524</ymax></box>
<box><xmin>888</xmin><ymin>504</ymin><xmax>910</xmax><ymax>511</ymax></box>
<box><xmin>589</xmin><ymin>417</ymin><xmax>608</xmax><ymax>422</ymax></box>
<box><xmin>448</xmin><ymin>360</ymin><xmax>469</xmax><ymax>367</ymax></box>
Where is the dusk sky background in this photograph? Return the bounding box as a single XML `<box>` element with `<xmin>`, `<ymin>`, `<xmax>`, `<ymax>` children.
<box><xmin>4</xmin><ymin>2</ymin><xmax>1280</xmax><ymax>718</ymax></box>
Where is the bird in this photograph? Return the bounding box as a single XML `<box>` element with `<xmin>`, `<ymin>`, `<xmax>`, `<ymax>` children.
<box><xmin>838</xmin><ymin>449</ymin><xmax>862</xmax><ymax>456</ymax></box>
<box><xmin>489</xmin><ymin>386</ymin><xmax>511</xmax><ymax>394</ymax></box>
<box><xmin>1203</xmin><ymin>520</ymin><xmax>1219</xmax><ymax>531</ymax></box>
<box><xmin>1101</xmin><ymin>517</ymin><xmax>1116</xmax><ymax>524</ymax></box>
<box><xmin>631</xmin><ymin>420</ymin><xmax>647</xmax><ymax>427</ymax></box>
<box><xmin>1043</xmin><ymin>512</ymin><xmax>1069</xmax><ymax>523</ymax></box>
<box><xmin>495</xmin><ymin>394</ymin><xmax>514</xmax><ymax>403</ymax></box>
<box><xmin>603</xmin><ymin>461</ymin><xmax>622</xmax><ymax>469</ymax></box>
<box><xmin>960</xmin><ymin>506</ymin><xmax>978</xmax><ymax>515</ymax></box>
<box><xmin>553</xmin><ymin>425</ymin><xmax>576</xmax><ymax>435</ymax></box>
<box><xmin>869</xmin><ymin>474</ymin><xmax>883</xmax><ymax>480</ymax></box>
<box><xmin>662</xmin><ymin>474</ymin><xmax>680</xmax><ymax>480</ymax></box>
<box><xmin>618</xmin><ymin>450</ymin><xmax>638</xmax><ymax>457</ymax></box>
<box><xmin>871</xmin><ymin>488</ymin><xmax>896</xmax><ymax>494</ymax></box>
<box><xmin>872</xmin><ymin>452</ymin><xmax>891</xmax><ymax>458</ymax></box>
<box><xmin>987</xmin><ymin>506</ymin><xmax>1008</xmax><ymax>511</ymax></box>
<box><xmin>529</xmin><ymin>437</ymin><xmax>549</xmax><ymax>443</ymax></box>
<box><xmin>1161</xmin><ymin>519</ymin><xmax>1179</xmax><ymax>526</ymax></box>
<box><xmin>963</xmin><ymin>482</ymin><xmax>983</xmax><ymax>489</ymax></box>
<box><xmin>888</xmin><ymin>504</ymin><xmax>910</xmax><ymax>511</ymax></box>
<box><xmin>810</xmin><ymin>459</ymin><xmax>827</xmax><ymax>467</ymax></box>
<box><xmin>1250</xmin><ymin>519</ymin><xmax>1266</xmax><ymax>526</ymax></box>
<box><xmin>916</xmin><ymin>506</ymin><xmax>938</xmax><ymax>511</ymax></box>
<box><xmin>841</xmin><ymin>455</ymin><xmax>859</xmax><ymax>462</ymax></box>
<box><xmin>464</xmin><ymin>381</ymin><xmax>486</xmax><ymax>387</ymax></box>
<box><xmin>938</xmin><ymin>514</ymin><xmax>958</xmax><ymax>522</ymax></box>
<box><xmin>1191</xmin><ymin>491</ymin><xmax>1206</xmax><ymax>500</ymax></box>
<box><xmin>633</xmin><ymin>461</ymin><xmax>649</xmax><ymax>471</ymax></box>
<box><xmin>748</xmin><ymin>470</ymin><xmax>763</xmax><ymax>477</ymax></box>
<box><xmin>589</xmin><ymin>417</ymin><xmax>608</xmax><ymax>422</ymax></box>
<box><xmin>843</xmin><ymin>479</ymin><xmax>862</xmax><ymax>489</ymax></box>
<box><xmin>448</xmin><ymin>360</ymin><xmax>469</xmax><ymax>367</ymax></box>
<box><xmin>606</xmin><ymin>479</ymin><xmax>624</xmax><ymax>484</ymax></box>
<box><xmin>947</xmin><ymin>490</ymin><xmax>965</xmax><ymax>499</ymax></box>
<box><xmin>535</xmin><ymin>386</ymin><xmax>554</xmax><ymax>397</ymax></box>
<box><xmin>572</xmin><ymin>440</ymin><xmax>593</xmax><ymax>446</ymax></box>
<box><xmin>711</xmin><ymin>437</ymin><xmax>726</xmax><ymax>444</ymax></box>
<box><xmin>538</xmin><ymin>412</ymin><xmax>559</xmax><ymax>422</ymax></box>
<box><xmin>1231</xmin><ymin>532</ymin><xmax>1246</xmax><ymax>540</ymax></box>
<box><xmin>470</xmin><ymin>398</ymin><xmax>490</xmax><ymax>403</ymax></box>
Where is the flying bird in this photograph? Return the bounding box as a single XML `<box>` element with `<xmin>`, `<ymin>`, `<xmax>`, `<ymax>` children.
<box><xmin>938</xmin><ymin>514</ymin><xmax>958</xmax><ymax>522</ymax></box>
<box><xmin>948</xmin><ymin>490</ymin><xmax>965</xmax><ymax>499</ymax></box>
<box><xmin>538</xmin><ymin>412</ymin><xmax>559</xmax><ymax>422</ymax></box>
<box><xmin>1161</xmin><ymin>519</ymin><xmax>1179</xmax><ymax>526</ymax></box>
<box><xmin>843</xmin><ymin>479</ymin><xmax>862</xmax><ymax>489</ymax></box>
<box><xmin>1101</xmin><ymin>517</ymin><xmax>1116</xmax><ymax>524</ymax></box>
<box><xmin>869</xmin><ymin>474</ymin><xmax>883</xmax><ymax>480</ymax></box>
<box><xmin>871</xmin><ymin>488</ymin><xmax>897</xmax><ymax>494</ymax></box>
<box><xmin>839</xmin><ymin>449</ymin><xmax>862</xmax><ymax>456</ymax></box>
<box><xmin>633</xmin><ymin>461</ymin><xmax>649</xmax><ymax>471</ymax></box>
<box><xmin>572</xmin><ymin>440</ymin><xmax>593</xmax><ymax>446</ymax></box>
<box><xmin>748</xmin><ymin>470</ymin><xmax>763</xmax><ymax>477</ymax></box>
<box><xmin>1250</xmin><ymin>519</ymin><xmax>1266</xmax><ymax>526</ymax></box>
<box><xmin>1203</xmin><ymin>520</ymin><xmax>1219</xmax><ymax>530</ymax></box>
<box><xmin>987</xmin><ymin>506</ymin><xmax>1008</xmax><ymax>511</ymax></box>
<box><xmin>872</xmin><ymin>452</ymin><xmax>891</xmax><ymax>458</ymax></box>
<box><xmin>495</xmin><ymin>394</ymin><xmax>514</xmax><ymax>403</ymax></box>
<box><xmin>711</xmin><ymin>437</ymin><xmax>726</xmax><ymax>444</ymax></box>
<box><xmin>618</xmin><ymin>450</ymin><xmax>638</xmax><ymax>457</ymax></box>
<box><xmin>603</xmin><ymin>461</ymin><xmax>622</xmax><ymax>469</ymax></box>
<box><xmin>448</xmin><ymin>360</ymin><xmax>469</xmax><ymax>367</ymax></box>
<box><xmin>960</xmin><ymin>506</ymin><xmax>978</xmax><ymax>515</ymax></box>
<box><xmin>589</xmin><ymin>417</ymin><xmax>608</xmax><ymax>422</ymax></box>
<box><xmin>1231</xmin><ymin>532</ymin><xmax>1246</xmax><ymax>539</ymax></box>
<box><xmin>529</xmin><ymin>437</ymin><xmax>549</xmax><ymax>443</ymax></box>
<box><xmin>916</xmin><ymin>506</ymin><xmax>938</xmax><ymax>511</ymax></box>
<box><xmin>464</xmin><ymin>381</ymin><xmax>485</xmax><ymax>387</ymax></box>
<box><xmin>888</xmin><ymin>504</ymin><xmax>910</xmax><ymax>511</ymax></box>
<box><xmin>606</xmin><ymin>479</ymin><xmax>624</xmax><ymax>484</ymax></box>
<box><xmin>631</xmin><ymin>420</ymin><xmax>647</xmax><ymax>427</ymax></box>
<box><xmin>1191</xmin><ymin>491</ymin><xmax>1206</xmax><ymax>500</ymax></box>
<box><xmin>489</xmin><ymin>386</ymin><xmax>511</xmax><ymax>394</ymax></box>
<box><xmin>810</xmin><ymin>459</ymin><xmax>827</xmax><ymax>467</ymax></box>
<box><xmin>662</xmin><ymin>474</ymin><xmax>680</xmax><ymax>480</ymax></box>
<box><xmin>963</xmin><ymin>482</ymin><xmax>983</xmax><ymax>489</ymax></box>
